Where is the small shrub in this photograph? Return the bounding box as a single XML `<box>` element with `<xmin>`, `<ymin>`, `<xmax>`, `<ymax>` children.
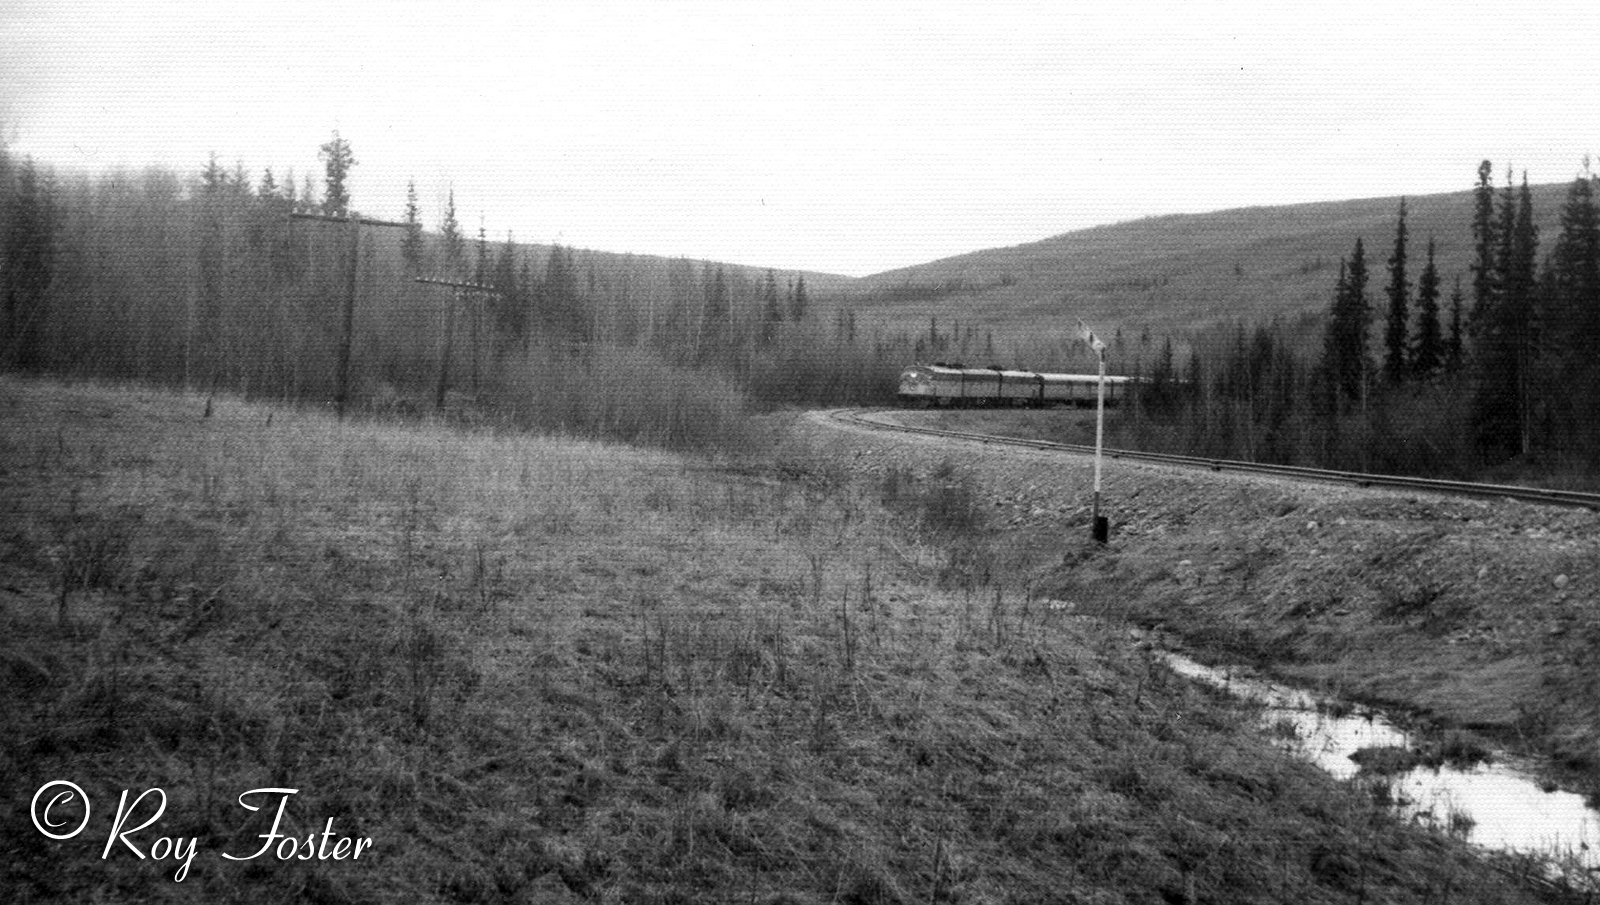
<box><xmin>1350</xmin><ymin>745</ymin><xmax>1423</xmax><ymax>776</ymax></box>
<box><xmin>882</xmin><ymin>462</ymin><xmax>986</xmax><ymax>539</ymax></box>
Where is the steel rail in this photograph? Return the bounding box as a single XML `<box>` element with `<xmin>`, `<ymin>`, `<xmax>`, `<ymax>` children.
<box><xmin>831</xmin><ymin>409</ymin><xmax>1600</xmax><ymax>511</ymax></box>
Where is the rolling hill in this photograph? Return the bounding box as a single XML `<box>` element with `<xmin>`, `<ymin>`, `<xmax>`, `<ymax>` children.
<box><xmin>838</xmin><ymin>181</ymin><xmax>1573</xmax><ymax>352</ymax></box>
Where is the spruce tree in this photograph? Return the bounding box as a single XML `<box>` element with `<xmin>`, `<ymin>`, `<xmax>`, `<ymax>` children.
<box><xmin>474</xmin><ymin>219</ymin><xmax>489</xmax><ymax>284</ymax></box>
<box><xmin>1546</xmin><ymin>161</ymin><xmax>1600</xmax><ymax>456</ymax></box>
<box><xmin>1411</xmin><ymin>237</ymin><xmax>1442</xmax><ymax>377</ymax></box>
<box><xmin>1324</xmin><ymin>260</ymin><xmax>1347</xmax><ymax>381</ymax></box>
<box><xmin>789</xmin><ymin>274</ymin><xmax>809</xmax><ymax>321</ymax></box>
<box><xmin>1446</xmin><ymin>276</ymin><xmax>1465</xmax><ymax>372</ymax></box>
<box><xmin>1322</xmin><ymin>239</ymin><xmax>1371</xmax><ymax>406</ymax></box>
<box><xmin>1551</xmin><ymin>160</ymin><xmax>1600</xmax><ymax>358</ymax></box>
<box><xmin>201</xmin><ymin>152</ymin><xmax>226</xmax><ymax>195</ymax></box>
<box><xmin>318</xmin><ymin>130</ymin><xmax>356</xmax><ymax>216</ymax></box>
<box><xmin>439</xmin><ymin>189</ymin><xmax>464</xmax><ymax>276</ymax></box>
<box><xmin>401</xmin><ymin>179</ymin><xmax>425</xmax><ymax>275</ymax></box>
<box><xmin>229</xmin><ymin>160</ymin><xmax>250</xmax><ymax>198</ymax></box>
<box><xmin>1473</xmin><ymin>172</ymin><xmax>1538</xmax><ymax>459</ymax></box>
<box><xmin>1506</xmin><ymin>177</ymin><xmax>1539</xmax><ymax>454</ymax></box>
<box><xmin>1469</xmin><ymin>160</ymin><xmax>1498</xmax><ymax>336</ymax></box>
<box><xmin>1383</xmin><ymin>198</ymin><xmax>1410</xmax><ymax>382</ymax></box>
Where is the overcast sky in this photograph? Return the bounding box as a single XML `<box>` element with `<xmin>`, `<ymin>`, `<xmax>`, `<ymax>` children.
<box><xmin>5</xmin><ymin>0</ymin><xmax>1600</xmax><ymax>276</ymax></box>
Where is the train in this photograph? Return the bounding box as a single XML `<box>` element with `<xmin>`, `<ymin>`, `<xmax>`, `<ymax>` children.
<box><xmin>897</xmin><ymin>363</ymin><xmax>1133</xmax><ymax>408</ymax></box>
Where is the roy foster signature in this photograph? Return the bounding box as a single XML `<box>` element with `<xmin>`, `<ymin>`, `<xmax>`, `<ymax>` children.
<box><xmin>30</xmin><ymin>781</ymin><xmax>374</xmax><ymax>882</ymax></box>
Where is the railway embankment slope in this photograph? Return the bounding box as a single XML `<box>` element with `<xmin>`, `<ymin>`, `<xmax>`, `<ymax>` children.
<box><xmin>803</xmin><ymin>408</ymin><xmax>1600</xmax><ymax>793</ymax></box>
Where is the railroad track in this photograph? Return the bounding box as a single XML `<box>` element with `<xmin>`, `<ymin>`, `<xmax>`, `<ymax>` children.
<box><xmin>830</xmin><ymin>409</ymin><xmax>1600</xmax><ymax>511</ymax></box>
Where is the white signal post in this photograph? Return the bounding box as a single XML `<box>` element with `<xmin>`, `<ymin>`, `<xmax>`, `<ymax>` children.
<box><xmin>1077</xmin><ymin>321</ymin><xmax>1110</xmax><ymax>543</ymax></box>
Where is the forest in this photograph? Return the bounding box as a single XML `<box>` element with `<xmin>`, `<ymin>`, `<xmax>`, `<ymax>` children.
<box><xmin>1112</xmin><ymin>161</ymin><xmax>1600</xmax><ymax>487</ymax></box>
<box><xmin>0</xmin><ymin>131</ymin><xmax>903</xmax><ymax>451</ymax></box>
<box><xmin>2</xmin><ymin>131</ymin><xmax>1597</xmax><ymax>484</ymax></box>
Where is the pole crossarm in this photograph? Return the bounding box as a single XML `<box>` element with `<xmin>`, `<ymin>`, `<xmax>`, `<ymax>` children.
<box><xmin>414</xmin><ymin>276</ymin><xmax>505</xmax><ymax>294</ymax></box>
<box><xmin>289</xmin><ymin>211</ymin><xmax>410</xmax><ymax>229</ymax></box>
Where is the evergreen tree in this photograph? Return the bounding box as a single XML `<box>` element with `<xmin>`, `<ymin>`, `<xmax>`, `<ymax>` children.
<box><xmin>1469</xmin><ymin>160</ymin><xmax>1498</xmax><ymax>336</ymax></box>
<box><xmin>1348</xmin><ymin>239</ymin><xmax>1372</xmax><ymax>401</ymax></box>
<box><xmin>473</xmin><ymin>218</ymin><xmax>489</xmax><ymax>284</ymax></box>
<box><xmin>1447</xmin><ymin>275</ymin><xmax>1465</xmax><ymax>372</ymax></box>
<box><xmin>318</xmin><ymin>129</ymin><xmax>356</xmax><ymax>216</ymax></box>
<box><xmin>1473</xmin><ymin>172</ymin><xmax>1538</xmax><ymax>459</ymax></box>
<box><xmin>1551</xmin><ymin>160</ymin><xmax>1600</xmax><ymax>358</ymax></box>
<box><xmin>229</xmin><ymin>160</ymin><xmax>250</xmax><ymax>198</ymax></box>
<box><xmin>759</xmin><ymin>268</ymin><xmax>782</xmax><ymax>345</ymax></box>
<box><xmin>1545</xmin><ymin>160</ymin><xmax>1600</xmax><ymax>456</ymax></box>
<box><xmin>1322</xmin><ymin>239</ymin><xmax>1371</xmax><ymax>405</ymax></box>
<box><xmin>201</xmin><ymin>152</ymin><xmax>226</xmax><ymax>196</ymax></box>
<box><xmin>400</xmin><ymin>179</ymin><xmax>425</xmax><ymax>275</ymax></box>
<box><xmin>1411</xmin><ymin>237</ymin><xmax>1442</xmax><ymax>377</ymax></box>
<box><xmin>1507</xmin><ymin>177</ymin><xmax>1540</xmax><ymax>451</ymax></box>
<box><xmin>1383</xmin><ymin>198</ymin><xmax>1410</xmax><ymax>382</ymax></box>
<box><xmin>439</xmin><ymin>189</ymin><xmax>464</xmax><ymax>276</ymax></box>
<box><xmin>1144</xmin><ymin>335</ymin><xmax>1178</xmax><ymax>414</ymax></box>
<box><xmin>789</xmin><ymin>274</ymin><xmax>809</xmax><ymax>321</ymax></box>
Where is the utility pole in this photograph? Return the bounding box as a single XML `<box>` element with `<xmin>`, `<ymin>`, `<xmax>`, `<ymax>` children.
<box><xmin>290</xmin><ymin>211</ymin><xmax>408</xmax><ymax>420</ymax></box>
<box><xmin>414</xmin><ymin>277</ymin><xmax>505</xmax><ymax>412</ymax></box>
<box><xmin>1078</xmin><ymin>321</ymin><xmax>1110</xmax><ymax>544</ymax></box>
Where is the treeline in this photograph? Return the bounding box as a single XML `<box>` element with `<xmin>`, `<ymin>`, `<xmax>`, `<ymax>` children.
<box><xmin>0</xmin><ymin>131</ymin><xmax>911</xmax><ymax>449</ymax></box>
<box><xmin>849</xmin><ymin>274</ymin><xmax>1017</xmax><ymax>304</ymax></box>
<box><xmin>1115</xmin><ymin>160</ymin><xmax>1600</xmax><ymax>485</ymax></box>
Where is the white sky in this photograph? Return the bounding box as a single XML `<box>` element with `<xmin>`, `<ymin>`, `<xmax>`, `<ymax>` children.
<box><xmin>4</xmin><ymin>0</ymin><xmax>1600</xmax><ymax>277</ymax></box>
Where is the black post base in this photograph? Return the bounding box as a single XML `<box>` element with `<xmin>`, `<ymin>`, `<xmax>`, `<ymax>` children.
<box><xmin>1092</xmin><ymin>516</ymin><xmax>1109</xmax><ymax>544</ymax></box>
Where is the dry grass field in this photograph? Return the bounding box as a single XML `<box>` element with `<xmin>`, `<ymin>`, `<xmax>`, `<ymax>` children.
<box><xmin>0</xmin><ymin>377</ymin><xmax>1571</xmax><ymax>903</ymax></box>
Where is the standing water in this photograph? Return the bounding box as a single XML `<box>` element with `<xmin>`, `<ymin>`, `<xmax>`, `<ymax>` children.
<box><xmin>1163</xmin><ymin>652</ymin><xmax>1600</xmax><ymax>878</ymax></box>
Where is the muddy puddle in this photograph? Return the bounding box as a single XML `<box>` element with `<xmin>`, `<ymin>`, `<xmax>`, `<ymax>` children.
<box><xmin>1162</xmin><ymin>652</ymin><xmax>1600</xmax><ymax>877</ymax></box>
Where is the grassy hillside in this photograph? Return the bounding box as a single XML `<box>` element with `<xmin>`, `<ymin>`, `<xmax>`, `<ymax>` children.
<box><xmin>0</xmin><ymin>377</ymin><xmax>1564</xmax><ymax>903</ymax></box>
<box><xmin>840</xmin><ymin>183</ymin><xmax>1572</xmax><ymax>358</ymax></box>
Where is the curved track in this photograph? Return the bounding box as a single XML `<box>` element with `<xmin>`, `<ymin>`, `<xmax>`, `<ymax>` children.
<box><xmin>830</xmin><ymin>409</ymin><xmax>1600</xmax><ymax>511</ymax></box>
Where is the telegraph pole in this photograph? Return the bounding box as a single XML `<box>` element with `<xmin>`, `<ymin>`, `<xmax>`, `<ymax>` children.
<box><xmin>290</xmin><ymin>211</ymin><xmax>408</xmax><ymax>420</ymax></box>
<box><xmin>1078</xmin><ymin>321</ymin><xmax>1110</xmax><ymax>544</ymax></box>
<box><xmin>414</xmin><ymin>277</ymin><xmax>504</xmax><ymax>412</ymax></box>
